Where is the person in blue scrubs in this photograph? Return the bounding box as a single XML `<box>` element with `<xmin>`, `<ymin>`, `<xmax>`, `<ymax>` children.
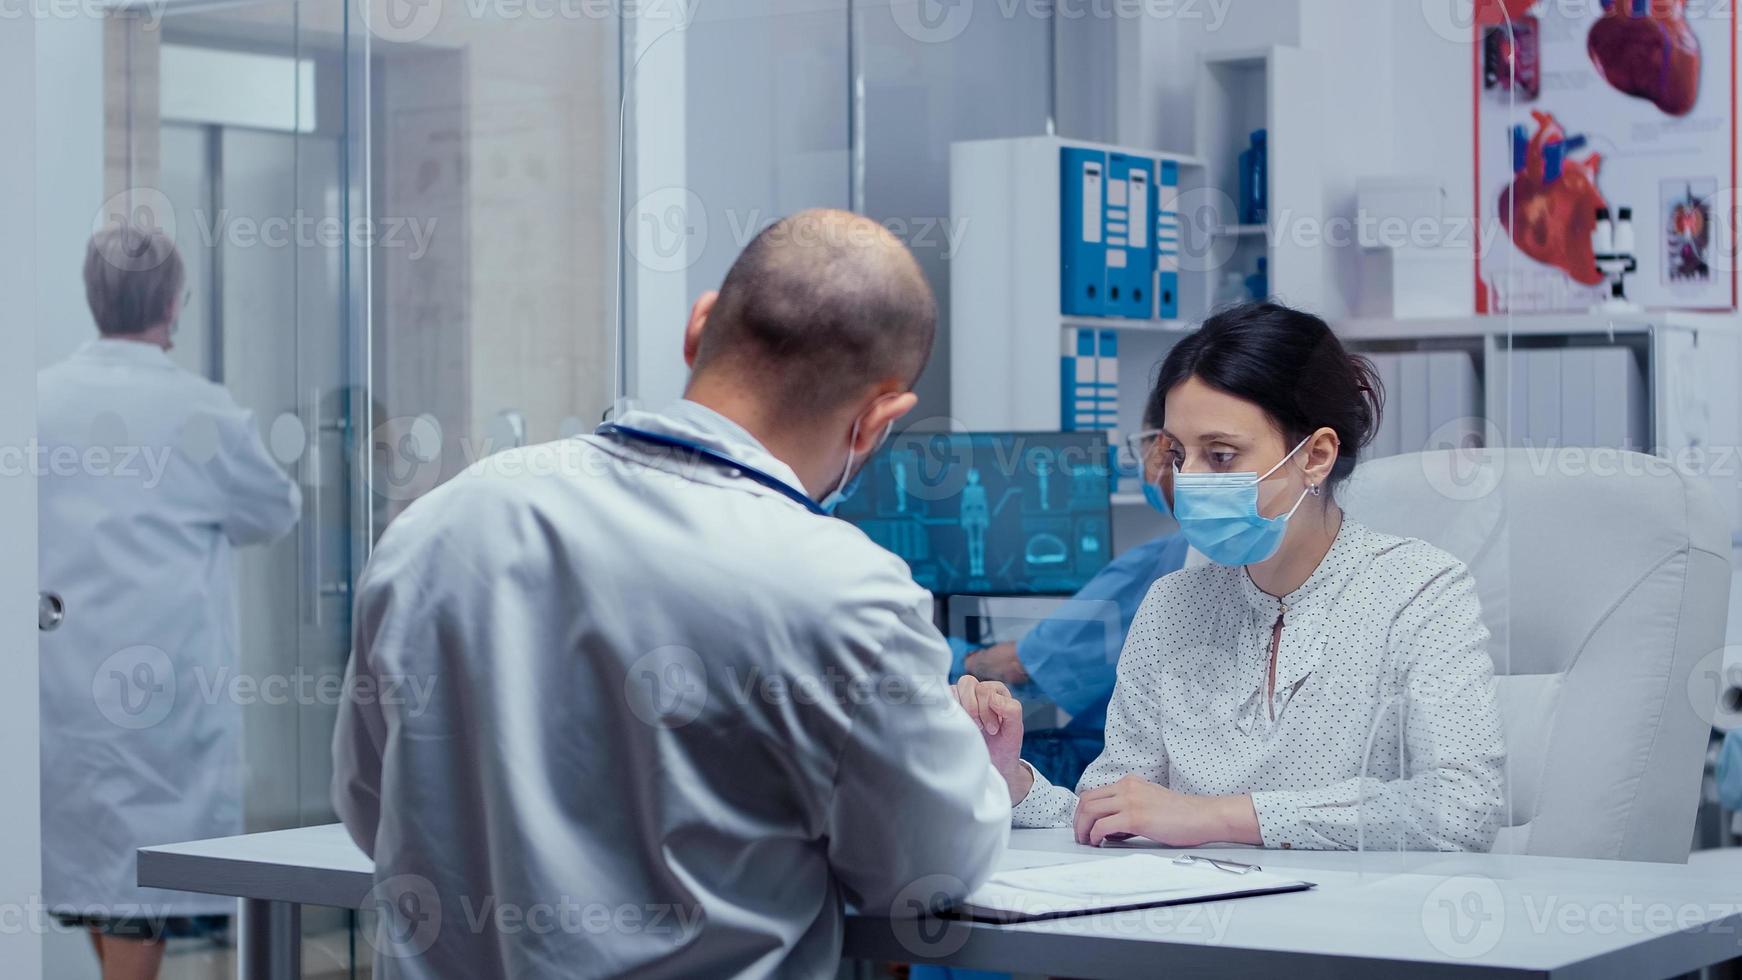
<box><xmin>954</xmin><ymin>532</ymin><xmax>1189</xmax><ymax>788</ymax></box>
<box><xmin>1719</xmin><ymin>729</ymin><xmax>1742</xmax><ymax>813</ymax></box>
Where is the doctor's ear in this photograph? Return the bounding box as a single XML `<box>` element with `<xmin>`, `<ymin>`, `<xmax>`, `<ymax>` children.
<box><xmin>1300</xmin><ymin>426</ymin><xmax>1341</xmax><ymax>488</ymax></box>
<box><xmin>682</xmin><ymin>291</ymin><xmax>720</xmax><ymax>368</ymax></box>
<box><xmin>853</xmin><ymin>391</ymin><xmax>918</xmax><ymax>453</ymax></box>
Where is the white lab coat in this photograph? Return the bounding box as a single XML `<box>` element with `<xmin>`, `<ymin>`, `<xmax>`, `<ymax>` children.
<box><xmin>333</xmin><ymin>401</ymin><xmax>1011</xmax><ymax>979</ymax></box>
<box><xmin>37</xmin><ymin>339</ymin><xmax>302</xmax><ymax>917</ymax></box>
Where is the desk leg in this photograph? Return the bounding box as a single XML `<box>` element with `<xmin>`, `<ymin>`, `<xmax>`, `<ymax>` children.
<box><xmin>239</xmin><ymin>898</ymin><xmax>302</xmax><ymax>980</ymax></box>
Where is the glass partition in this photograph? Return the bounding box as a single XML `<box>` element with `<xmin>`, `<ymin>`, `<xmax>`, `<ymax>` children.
<box><xmin>853</xmin><ymin>0</ymin><xmax>1058</xmax><ymax>423</ymax></box>
<box><xmin>68</xmin><ymin>2</ymin><xmax>366</xmax><ymax>974</ymax></box>
<box><xmin>55</xmin><ymin>0</ymin><xmax>619</xmax><ymax>975</ymax></box>
<box><xmin>365</xmin><ymin>0</ymin><xmax>619</xmax><ymax>528</ymax></box>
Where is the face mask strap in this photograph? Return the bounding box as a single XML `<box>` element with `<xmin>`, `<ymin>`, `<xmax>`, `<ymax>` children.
<box><xmin>825</xmin><ymin>394</ymin><xmax>901</xmax><ymax>503</ymax></box>
<box><xmin>829</xmin><ymin>417</ymin><xmax>865</xmax><ymax>501</ymax></box>
<box><xmin>1258</xmin><ymin>434</ymin><xmax>1315</xmax><ymax>482</ymax></box>
<box><xmin>1170</xmin><ymin>433</ymin><xmax>1316</xmax><ymax>485</ymax></box>
<box><xmin>1270</xmin><ymin>434</ymin><xmax>1327</xmax><ymax>523</ymax></box>
<box><xmin>1280</xmin><ymin>482</ymin><xmax>1321</xmax><ymax>522</ymax></box>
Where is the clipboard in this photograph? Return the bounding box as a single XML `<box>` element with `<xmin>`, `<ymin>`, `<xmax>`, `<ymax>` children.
<box><xmin>947</xmin><ymin>853</ymin><xmax>1316</xmax><ymax>924</ymax></box>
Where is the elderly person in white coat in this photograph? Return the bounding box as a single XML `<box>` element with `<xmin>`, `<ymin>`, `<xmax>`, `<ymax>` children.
<box><xmin>332</xmin><ymin>209</ymin><xmax>1012</xmax><ymax>979</ymax></box>
<box><xmin>956</xmin><ymin>303</ymin><xmax>1506</xmax><ymax>853</ymax></box>
<box><xmin>38</xmin><ymin>224</ymin><xmax>302</xmax><ymax>980</ymax></box>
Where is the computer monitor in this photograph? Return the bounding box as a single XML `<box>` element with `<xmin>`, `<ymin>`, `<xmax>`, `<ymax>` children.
<box><xmin>835</xmin><ymin>431</ymin><xmax>1114</xmax><ymax>596</ymax></box>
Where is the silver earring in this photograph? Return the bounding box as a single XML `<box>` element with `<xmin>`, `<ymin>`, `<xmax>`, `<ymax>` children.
<box><xmin>1308</xmin><ymin>483</ymin><xmax>1323</xmax><ymax>496</ymax></box>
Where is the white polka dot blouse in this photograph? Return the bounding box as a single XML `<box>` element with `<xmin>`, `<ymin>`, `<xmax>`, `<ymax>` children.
<box><xmin>1010</xmin><ymin>518</ymin><xmax>1508</xmax><ymax>852</ymax></box>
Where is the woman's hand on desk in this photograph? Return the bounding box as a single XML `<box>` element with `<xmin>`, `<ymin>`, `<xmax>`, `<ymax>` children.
<box><xmin>1073</xmin><ymin>776</ymin><xmax>1263</xmax><ymax>847</ymax></box>
<box><xmin>951</xmin><ymin>676</ymin><xmax>1033</xmax><ymax>805</ymax></box>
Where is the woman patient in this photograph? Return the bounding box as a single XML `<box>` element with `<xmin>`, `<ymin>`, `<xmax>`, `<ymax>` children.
<box><xmin>954</xmin><ymin>302</ymin><xmax>1505</xmax><ymax>851</ymax></box>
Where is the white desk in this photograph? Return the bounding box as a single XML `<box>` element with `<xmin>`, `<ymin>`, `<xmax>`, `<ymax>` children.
<box><xmin>138</xmin><ymin>826</ymin><xmax>1742</xmax><ymax>979</ymax></box>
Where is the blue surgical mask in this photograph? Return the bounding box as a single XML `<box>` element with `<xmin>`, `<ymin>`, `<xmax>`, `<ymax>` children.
<box><xmin>1172</xmin><ymin>436</ymin><xmax>1317</xmax><ymax>567</ymax></box>
<box><xmin>820</xmin><ymin>418</ymin><xmax>893</xmax><ymax>514</ymax></box>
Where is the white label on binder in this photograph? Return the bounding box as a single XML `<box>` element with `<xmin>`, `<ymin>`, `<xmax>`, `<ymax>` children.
<box><xmin>1106</xmin><ymin>250</ymin><xmax>1128</xmax><ymax>269</ymax></box>
<box><xmin>1083</xmin><ymin>164</ymin><xmax>1102</xmax><ymax>244</ymax></box>
<box><xmin>1158</xmin><ymin>174</ymin><xmax>1181</xmax><ymax>217</ymax></box>
<box><xmin>1129</xmin><ymin>174</ymin><xmax>1148</xmax><ymax>249</ymax></box>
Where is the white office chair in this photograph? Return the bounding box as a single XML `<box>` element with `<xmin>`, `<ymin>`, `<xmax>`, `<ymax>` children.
<box><xmin>1340</xmin><ymin>449</ymin><xmax>1731</xmax><ymax>862</ymax></box>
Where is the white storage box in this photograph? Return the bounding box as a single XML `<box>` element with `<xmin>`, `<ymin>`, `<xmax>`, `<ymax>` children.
<box><xmin>1356</xmin><ymin>175</ymin><xmax>1447</xmax><ymax>249</ymax></box>
<box><xmin>1357</xmin><ymin>245</ymin><xmax>1473</xmax><ymax>318</ymax></box>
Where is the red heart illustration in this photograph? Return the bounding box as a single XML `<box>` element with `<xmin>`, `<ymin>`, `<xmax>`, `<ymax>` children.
<box><xmin>1588</xmin><ymin>0</ymin><xmax>1701</xmax><ymax>117</ymax></box>
<box><xmin>1498</xmin><ymin>110</ymin><xmax>1608</xmax><ymax>286</ymax></box>
<box><xmin>1672</xmin><ymin>201</ymin><xmax>1705</xmax><ymax>239</ymax></box>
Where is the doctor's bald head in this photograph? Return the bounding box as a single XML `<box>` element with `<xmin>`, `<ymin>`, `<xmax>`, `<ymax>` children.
<box><xmin>687</xmin><ymin>209</ymin><xmax>937</xmax><ymax>416</ymax></box>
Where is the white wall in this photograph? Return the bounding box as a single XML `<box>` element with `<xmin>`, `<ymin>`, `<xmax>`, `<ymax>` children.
<box><xmin>1388</xmin><ymin>0</ymin><xmax>1476</xmax><ymax>225</ymax></box>
<box><xmin>626</xmin><ymin>0</ymin><xmax>1070</xmax><ymax>420</ymax></box>
<box><xmin>1297</xmin><ymin>1</ymin><xmax>1393</xmax><ymax>314</ymax></box>
<box><xmin>1125</xmin><ymin>0</ymin><xmax>1476</xmax><ymax>318</ymax></box>
<box><xmin>1141</xmin><ymin>0</ymin><xmax>1303</xmax><ymax>154</ymax></box>
<box><xmin>858</xmin><ymin>0</ymin><xmax>1054</xmax><ymax>423</ymax></box>
<box><xmin>625</xmin><ymin>3</ymin><xmax>691</xmax><ymax>409</ymax></box>
<box><xmin>622</xmin><ymin>0</ymin><xmax>1469</xmax><ymax>406</ymax></box>
<box><xmin>0</xmin><ymin>13</ymin><xmax>45</xmax><ymax>979</ymax></box>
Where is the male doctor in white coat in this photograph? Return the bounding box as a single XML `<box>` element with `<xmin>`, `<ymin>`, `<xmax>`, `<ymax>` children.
<box><xmin>38</xmin><ymin>224</ymin><xmax>302</xmax><ymax>980</ymax></box>
<box><xmin>333</xmin><ymin>209</ymin><xmax>1017</xmax><ymax>978</ymax></box>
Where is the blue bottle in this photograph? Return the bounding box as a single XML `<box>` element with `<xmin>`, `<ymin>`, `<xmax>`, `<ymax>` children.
<box><xmin>1245</xmin><ymin>256</ymin><xmax>1268</xmax><ymax>301</ymax></box>
<box><xmin>1238</xmin><ymin>129</ymin><xmax>1268</xmax><ymax>225</ymax></box>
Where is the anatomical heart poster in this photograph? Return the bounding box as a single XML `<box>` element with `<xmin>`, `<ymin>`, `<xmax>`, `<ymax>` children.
<box><xmin>1475</xmin><ymin>0</ymin><xmax>1735</xmax><ymax>313</ymax></box>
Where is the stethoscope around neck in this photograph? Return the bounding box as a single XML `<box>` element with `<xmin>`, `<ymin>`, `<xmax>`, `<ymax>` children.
<box><xmin>595</xmin><ymin>422</ymin><xmax>831</xmax><ymax>517</ymax></box>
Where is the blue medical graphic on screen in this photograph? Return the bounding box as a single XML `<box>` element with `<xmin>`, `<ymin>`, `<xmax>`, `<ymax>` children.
<box><xmin>834</xmin><ymin>432</ymin><xmax>1113</xmax><ymax>596</ymax></box>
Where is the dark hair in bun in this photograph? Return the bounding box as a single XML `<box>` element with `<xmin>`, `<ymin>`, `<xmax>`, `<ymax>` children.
<box><xmin>1144</xmin><ymin>302</ymin><xmax>1383</xmax><ymax>489</ymax></box>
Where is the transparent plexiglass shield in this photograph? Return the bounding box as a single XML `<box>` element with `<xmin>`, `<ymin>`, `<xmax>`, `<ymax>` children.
<box><xmin>1352</xmin><ymin>1</ymin><xmax>1519</xmax><ymax>866</ymax></box>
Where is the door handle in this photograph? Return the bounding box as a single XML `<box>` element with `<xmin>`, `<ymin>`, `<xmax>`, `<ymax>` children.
<box><xmin>302</xmin><ymin>386</ymin><xmax>354</xmax><ymax>627</ymax></box>
<box><xmin>38</xmin><ymin>592</ymin><xmax>64</xmax><ymax>633</ymax></box>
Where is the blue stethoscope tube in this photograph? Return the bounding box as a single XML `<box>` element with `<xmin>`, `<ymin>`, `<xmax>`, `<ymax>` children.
<box><xmin>596</xmin><ymin>423</ymin><xmax>830</xmax><ymax>517</ymax></box>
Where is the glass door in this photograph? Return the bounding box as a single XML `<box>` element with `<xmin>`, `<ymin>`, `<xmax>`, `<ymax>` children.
<box><xmin>19</xmin><ymin>0</ymin><xmax>640</xmax><ymax>968</ymax></box>
<box><xmin>62</xmin><ymin>1</ymin><xmax>370</xmax><ymax>975</ymax></box>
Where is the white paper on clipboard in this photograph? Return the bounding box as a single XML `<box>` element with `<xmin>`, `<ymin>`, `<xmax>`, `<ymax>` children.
<box><xmin>951</xmin><ymin>854</ymin><xmax>1315</xmax><ymax>924</ymax></box>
